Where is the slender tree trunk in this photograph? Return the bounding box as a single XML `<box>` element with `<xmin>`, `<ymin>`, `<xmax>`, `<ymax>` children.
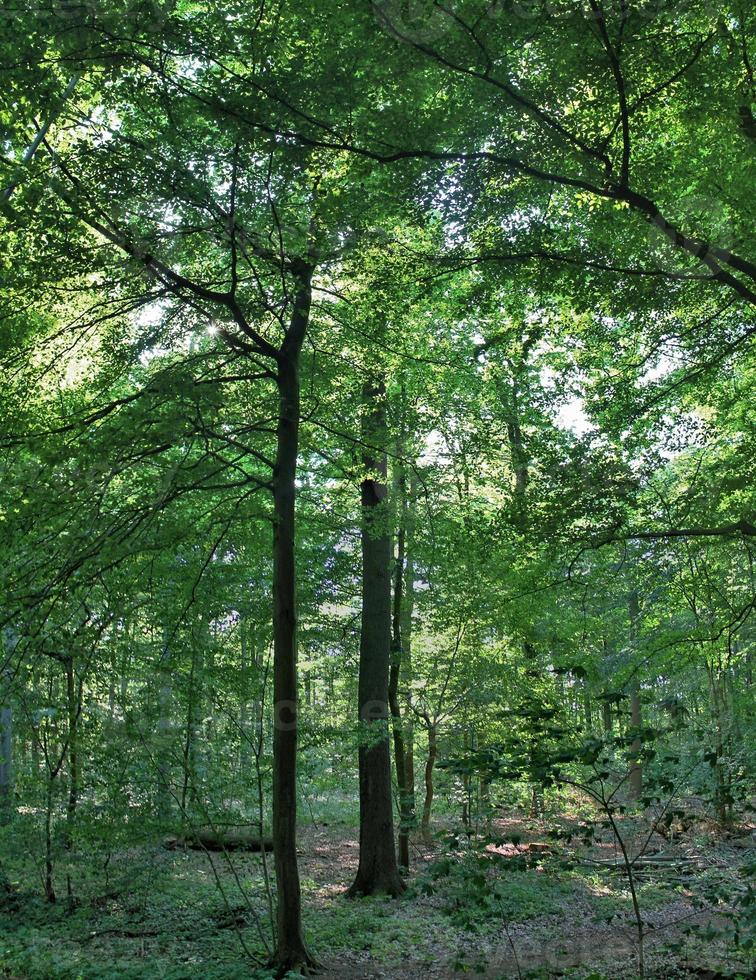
<box><xmin>349</xmin><ymin>379</ymin><xmax>405</xmax><ymax>897</ymax></box>
<box><xmin>421</xmin><ymin>721</ymin><xmax>437</xmax><ymax>844</ymax></box>
<box><xmin>0</xmin><ymin>672</ymin><xmax>12</xmax><ymax>825</ymax></box>
<box><xmin>180</xmin><ymin>638</ymin><xmax>200</xmax><ymax>814</ymax></box>
<box><xmin>269</xmin><ymin>268</ymin><xmax>319</xmax><ymax>973</ymax></box>
<box><xmin>1</xmin><ymin>631</ymin><xmax>15</xmax><ymax>824</ymax></box>
<box><xmin>402</xmin><ymin>473</ymin><xmax>416</xmax><ymax>831</ymax></box>
<box><xmin>157</xmin><ymin>629</ymin><xmax>173</xmax><ymax>821</ymax></box>
<box><xmin>44</xmin><ymin>777</ymin><xmax>56</xmax><ymax>903</ymax></box>
<box><xmin>462</xmin><ymin>728</ymin><xmax>471</xmax><ymax>829</ymax></box>
<box><xmin>628</xmin><ymin>592</ymin><xmax>643</xmax><ymax>802</ymax></box>
<box><xmin>629</xmin><ymin>682</ymin><xmax>642</xmax><ymax>801</ymax></box>
<box><xmin>530</xmin><ymin>769</ymin><xmax>545</xmax><ymax>818</ymax></box>
<box><xmin>388</xmin><ymin>456</ymin><xmax>411</xmax><ymax>869</ymax></box>
<box><xmin>707</xmin><ymin>663</ymin><xmax>731</xmax><ymax>825</ymax></box>
<box><xmin>602</xmin><ymin>697</ymin><xmax>613</xmax><ymax>734</ymax></box>
<box><xmin>239</xmin><ymin>622</ymin><xmax>250</xmax><ymax>776</ymax></box>
<box><xmin>583</xmin><ymin>681</ymin><xmax>593</xmax><ymax>732</ymax></box>
<box><xmin>64</xmin><ymin>658</ymin><xmax>79</xmax><ymax>846</ymax></box>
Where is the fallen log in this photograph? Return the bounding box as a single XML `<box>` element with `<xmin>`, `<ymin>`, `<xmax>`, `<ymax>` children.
<box><xmin>164</xmin><ymin>829</ymin><xmax>274</xmax><ymax>852</ymax></box>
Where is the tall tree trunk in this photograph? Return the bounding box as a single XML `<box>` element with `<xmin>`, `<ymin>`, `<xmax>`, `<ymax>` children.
<box><xmin>388</xmin><ymin>456</ymin><xmax>412</xmax><ymax>869</ymax></box>
<box><xmin>269</xmin><ymin>267</ymin><xmax>319</xmax><ymax>973</ymax></box>
<box><xmin>1</xmin><ymin>630</ymin><xmax>16</xmax><ymax>824</ymax></box>
<box><xmin>44</xmin><ymin>776</ymin><xmax>56</xmax><ymax>902</ymax></box>
<box><xmin>421</xmin><ymin>721</ymin><xmax>437</xmax><ymax>844</ymax></box>
<box><xmin>462</xmin><ymin>728</ymin><xmax>471</xmax><ymax>830</ymax></box>
<box><xmin>707</xmin><ymin>661</ymin><xmax>732</xmax><ymax>826</ymax></box>
<box><xmin>0</xmin><ymin>670</ymin><xmax>12</xmax><ymax>826</ymax></box>
<box><xmin>629</xmin><ymin>682</ymin><xmax>642</xmax><ymax>801</ymax></box>
<box><xmin>157</xmin><ymin>629</ymin><xmax>173</xmax><ymax>821</ymax></box>
<box><xmin>602</xmin><ymin>698</ymin><xmax>613</xmax><ymax>735</ymax></box>
<box><xmin>180</xmin><ymin>637</ymin><xmax>201</xmax><ymax>814</ymax></box>
<box><xmin>583</xmin><ymin>681</ymin><xmax>593</xmax><ymax>732</ymax></box>
<box><xmin>64</xmin><ymin>657</ymin><xmax>80</xmax><ymax>847</ymax></box>
<box><xmin>401</xmin><ymin>473</ymin><xmax>417</xmax><ymax>832</ymax></box>
<box><xmin>239</xmin><ymin>621</ymin><xmax>250</xmax><ymax>776</ymax></box>
<box><xmin>349</xmin><ymin>379</ymin><xmax>405</xmax><ymax>897</ymax></box>
<box><xmin>628</xmin><ymin>592</ymin><xmax>643</xmax><ymax>802</ymax></box>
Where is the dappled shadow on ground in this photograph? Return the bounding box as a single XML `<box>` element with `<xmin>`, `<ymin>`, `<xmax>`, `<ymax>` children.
<box><xmin>0</xmin><ymin>809</ymin><xmax>752</xmax><ymax>978</ymax></box>
<box><xmin>302</xmin><ymin>811</ymin><xmax>753</xmax><ymax>979</ymax></box>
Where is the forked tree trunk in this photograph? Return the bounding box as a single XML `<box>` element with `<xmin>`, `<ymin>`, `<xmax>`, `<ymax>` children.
<box><xmin>348</xmin><ymin>379</ymin><xmax>405</xmax><ymax>898</ymax></box>
<box><xmin>269</xmin><ymin>268</ymin><xmax>319</xmax><ymax>974</ymax></box>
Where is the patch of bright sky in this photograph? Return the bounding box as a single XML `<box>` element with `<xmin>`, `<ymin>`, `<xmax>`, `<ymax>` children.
<box><xmin>641</xmin><ymin>352</ymin><xmax>678</xmax><ymax>384</ymax></box>
<box><xmin>556</xmin><ymin>397</ymin><xmax>594</xmax><ymax>437</ymax></box>
<box><xmin>539</xmin><ymin>365</ymin><xmax>595</xmax><ymax>437</ymax></box>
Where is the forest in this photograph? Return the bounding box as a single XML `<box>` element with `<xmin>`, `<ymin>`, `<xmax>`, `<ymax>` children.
<box><xmin>0</xmin><ymin>2</ymin><xmax>754</xmax><ymax>978</ymax></box>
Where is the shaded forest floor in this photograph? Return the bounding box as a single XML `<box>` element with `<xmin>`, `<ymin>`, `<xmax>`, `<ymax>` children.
<box><xmin>1</xmin><ymin>809</ymin><xmax>753</xmax><ymax>979</ymax></box>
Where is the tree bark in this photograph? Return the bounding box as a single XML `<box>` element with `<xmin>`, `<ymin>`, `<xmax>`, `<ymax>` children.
<box><xmin>269</xmin><ymin>266</ymin><xmax>319</xmax><ymax>974</ymax></box>
<box><xmin>583</xmin><ymin>681</ymin><xmax>593</xmax><ymax>732</ymax></box>
<box><xmin>628</xmin><ymin>592</ymin><xmax>643</xmax><ymax>802</ymax></box>
<box><xmin>348</xmin><ymin>378</ymin><xmax>405</xmax><ymax>898</ymax></box>
<box><xmin>1</xmin><ymin>630</ymin><xmax>16</xmax><ymax>825</ymax></box>
<box><xmin>401</xmin><ymin>472</ymin><xmax>416</xmax><ymax>833</ymax></box>
<box><xmin>388</xmin><ymin>456</ymin><xmax>413</xmax><ymax>868</ymax></box>
<box><xmin>157</xmin><ymin>628</ymin><xmax>173</xmax><ymax>820</ymax></box>
<box><xmin>421</xmin><ymin>721</ymin><xmax>437</xmax><ymax>844</ymax></box>
<box><xmin>629</xmin><ymin>682</ymin><xmax>642</xmax><ymax>801</ymax></box>
<box><xmin>0</xmin><ymin>673</ymin><xmax>12</xmax><ymax>825</ymax></box>
<box><xmin>239</xmin><ymin>621</ymin><xmax>250</xmax><ymax>775</ymax></box>
<box><xmin>64</xmin><ymin>657</ymin><xmax>80</xmax><ymax>847</ymax></box>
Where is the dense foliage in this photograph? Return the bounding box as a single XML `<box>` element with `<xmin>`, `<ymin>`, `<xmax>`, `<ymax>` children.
<box><xmin>0</xmin><ymin>2</ymin><xmax>753</xmax><ymax>978</ymax></box>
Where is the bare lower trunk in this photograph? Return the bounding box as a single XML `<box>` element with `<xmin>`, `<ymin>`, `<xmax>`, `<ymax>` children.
<box><xmin>349</xmin><ymin>379</ymin><xmax>405</xmax><ymax>898</ymax></box>
<box><xmin>389</xmin><ymin>458</ymin><xmax>411</xmax><ymax>869</ymax></box>
<box><xmin>421</xmin><ymin>723</ymin><xmax>437</xmax><ymax>844</ymax></box>
<box><xmin>0</xmin><ymin>671</ymin><xmax>12</xmax><ymax>826</ymax></box>
<box><xmin>602</xmin><ymin>696</ymin><xmax>613</xmax><ymax>734</ymax></box>
<box><xmin>157</xmin><ymin>629</ymin><xmax>172</xmax><ymax>820</ymax></box>
<box><xmin>44</xmin><ymin>778</ymin><xmax>56</xmax><ymax>902</ymax></box>
<box><xmin>64</xmin><ymin>659</ymin><xmax>79</xmax><ymax>847</ymax></box>
<box><xmin>389</xmin><ymin>651</ymin><xmax>410</xmax><ymax>867</ymax></box>
<box><xmin>1</xmin><ymin>635</ymin><xmax>15</xmax><ymax>825</ymax></box>
<box><xmin>402</xmin><ymin>504</ymin><xmax>416</xmax><ymax>828</ymax></box>
<box><xmin>628</xmin><ymin>592</ymin><xmax>642</xmax><ymax>802</ymax></box>
<box><xmin>530</xmin><ymin>771</ymin><xmax>545</xmax><ymax>819</ymax></box>
<box><xmin>239</xmin><ymin>623</ymin><xmax>250</xmax><ymax>775</ymax></box>
<box><xmin>269</xmin><ymin>271</ymin><xmax>319</xmax><ymax>974</ymax></box>
<box><xmin>629</xmin><ymin>681</ymin><xmax>643</xmax><ymax>801</ymax></box>
<box><xmin>583</xmin><ymin>681</ymin><xmax>593</xmax><ymax>732</ymax></box>
<box><xmin>180</xmin><ymin>640</ymin><xmax>200</xmax><ymax>815</ymax></box>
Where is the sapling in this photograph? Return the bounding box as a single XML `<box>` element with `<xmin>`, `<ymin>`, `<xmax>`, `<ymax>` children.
<box><xmin>552</xmin><ymin>732</ymin><xmax>696</xmax><ymax>980</ymax></box>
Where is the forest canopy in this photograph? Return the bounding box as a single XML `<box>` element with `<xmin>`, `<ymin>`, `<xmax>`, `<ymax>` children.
<box><xmin>0</xmin><ymin>2</ymin><xmax>754</xmax><ymax>978</ymax></box>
